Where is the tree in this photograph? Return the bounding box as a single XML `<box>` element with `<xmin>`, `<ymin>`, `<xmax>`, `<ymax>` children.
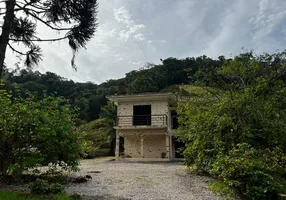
<box><xmin>0</xmin><ymin>0</ymin><xmax>99</xmax><ymax>79</ymax></box>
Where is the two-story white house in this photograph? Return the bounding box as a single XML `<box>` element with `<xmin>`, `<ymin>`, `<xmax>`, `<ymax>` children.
<box><xmin>107</xmin><ymin>93</ymin><xmax>180</xmax><ymax>160</ymax></box>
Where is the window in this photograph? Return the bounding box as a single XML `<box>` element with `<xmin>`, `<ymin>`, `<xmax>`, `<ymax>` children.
<box><xmin>133</xmin><ymin>105</ymin><xmax>151</xmax><ymax>125</ymax></box>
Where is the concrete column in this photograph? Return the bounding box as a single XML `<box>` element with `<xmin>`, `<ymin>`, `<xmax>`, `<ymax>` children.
<box><xmin>166</xmin><ymin>135</ymin><xmax>170</xmax><ymax>160</ymax></box>
<box><xmin>115</xmin><ymin>131</ymin><xmax>120</xmax><ymax>159</ymax></box>
<box><xmin>140</xmin><ymin>134</ymin><xmax>144</xmax><ymax>158</ymax></box>
<box><xmin>169</xmin><ymin>135</ymin><xmax>173</xmax><ymax>160</ymax></box>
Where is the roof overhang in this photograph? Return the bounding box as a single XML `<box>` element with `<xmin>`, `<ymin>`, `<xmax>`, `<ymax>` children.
<box><xmin>107</xmin><ymin>93</ymin><xmax>176</xmax><ymax>106</ymax></box>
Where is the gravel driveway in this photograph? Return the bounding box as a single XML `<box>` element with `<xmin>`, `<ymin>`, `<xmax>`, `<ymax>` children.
<box><xmin>65</xmin><ymin>159</ymin><xmax>220</xmax><ymax>200</ymax></box>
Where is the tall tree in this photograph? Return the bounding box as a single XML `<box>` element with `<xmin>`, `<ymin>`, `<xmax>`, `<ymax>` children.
<box><xmin>0</xmin><ymin>0</ymin><xmax>98</xmax><ymax>79</ymax></box>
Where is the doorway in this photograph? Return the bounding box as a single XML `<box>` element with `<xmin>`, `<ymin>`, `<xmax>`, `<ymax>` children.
<box><xmin>133</xmin><ymin>105</ymin><xmax>151</xmax><ymax>125</ymax></box>
<box><xmin>173</xmin><ymin>137</ymin><xmax>185</xmax><ymax>158</ymax></box>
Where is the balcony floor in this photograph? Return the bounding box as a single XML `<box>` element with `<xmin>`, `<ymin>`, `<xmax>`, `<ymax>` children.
<box><xmin>114</xmin><ymin>124</ymin><xmax>168</xmax><ymax>130</ymax></box>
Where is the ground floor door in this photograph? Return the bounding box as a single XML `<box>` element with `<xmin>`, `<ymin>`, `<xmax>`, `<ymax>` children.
<box><xmin>172</xmin><ymin>137</ymin><xmax>185</xmax><ymax>158</ymax></box>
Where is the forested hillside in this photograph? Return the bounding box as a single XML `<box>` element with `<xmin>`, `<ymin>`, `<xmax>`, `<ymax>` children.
<box><xmin>3</xmin><ymin>55</ymin><xmax>225</xmax><ymax>124</ymax></box>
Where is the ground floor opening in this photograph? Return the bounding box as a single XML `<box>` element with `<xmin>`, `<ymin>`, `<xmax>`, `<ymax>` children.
<box><xmin>172</xmin><ymin>136</ymin><xmax>185</xmax><ymax>158</ymax></box>
<box><xmin>115</xmin><ymin>129</ymin><xmax>173</xmax><ymax>160</ymax></box>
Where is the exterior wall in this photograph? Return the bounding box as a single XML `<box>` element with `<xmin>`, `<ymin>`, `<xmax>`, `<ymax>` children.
<box><xmin>124</xmin><ymin>134</ymin><xmax>168</xmax><ymax>158</ymax></box>
<box><xmin>124</xmin><ymin>135</ymin><xmax>141</xmax><ymax>158</ymax></box>
<box><xmin>117</xmin><ymin>101</ymin><xmax>168</xmax><ymax>116</ymax></box>
<box><xmin>143</xmin><ymin>135</ymin><xmax>166</xmax><ymax>158</ymax></box>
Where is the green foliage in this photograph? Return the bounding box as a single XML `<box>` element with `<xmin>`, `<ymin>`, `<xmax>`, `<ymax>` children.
<box><xmin>161</xmin><ymin>152</ymin><xmax>166</xmax><ymax>158</ymax></box>
<box><xmin>29</xmin><ymin>179</ymin><xmax>64</xmax><ymax>195</ymax></box>
<box><xmin>80</xmin><ymin>119</ymin><xmax>108</xmax><ymax>157</ymax></box>
<box><xmin>51</xmin><ymin>183</ymin><xmax>65</xmax><ymax>195</ymax></box>
<box><xmin>29</xmin><ymin>179</ymin><xmax>51</xmax><ymax>195</ymax></box>
<box><xmin>177</xmin><ymin>52</ymin><xmax>286</xmax><ymax>199</ymax></box>
<box><xmin>3</xmin><ymin>55</ymin><xmax>223</xmax><ymax>123</ymax></box>
<box><xmin>212</xmin><ymin>144</ymin><xmax>286</xmax><ymax>200</ymax></box>
<box><xmin>0</xmin><ymin>87</ymin><xmax>84</xmax><ymax>175</ymax></box>
<box><xmin>209</xmin><ymin>181</ymin><xmax>235</xmax><ymax>200</ymax></box>
<box><xmin>80</xmin><ymin>101</ymin><xmax>117</xmax><ymax>157</ymax></box>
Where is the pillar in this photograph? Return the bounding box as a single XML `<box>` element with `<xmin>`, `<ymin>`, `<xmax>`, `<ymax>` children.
<box><xmin>115</xmin><ymin>131</ymin><xmax>120</xmax><ymax>159</ymax></box>
<box><xmin>166</xmin><ymin>135</ymin><xmax>170</xmax><ymax>160</ymax></box>
<box><xmin>169</xmin><ymin>135</ymin><xmax>173</xmax><ymax>160</ymax></box>
<box><xmin>140</xmin><ymin>134</ymin><xmax>144</xmax><ymax>158</ymax></box>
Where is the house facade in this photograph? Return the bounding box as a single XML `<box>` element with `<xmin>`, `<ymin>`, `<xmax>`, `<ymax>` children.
<box><xmin>107</xmin><ymin>93</ymin><xmax>179</xmax><ymax>160</ymax></box>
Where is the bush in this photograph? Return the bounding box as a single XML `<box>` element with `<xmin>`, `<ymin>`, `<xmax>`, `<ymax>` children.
<box><xmin>51</xmin><ymin>183</ymin><xmax>64</xmax><ymax>194</ymax></box>
<box><xmin>29</xmin><ymin>179</ymin><xmax>64</xmax><ymax>195</ymax></box>
<box><xmin>29</xmin><ymin>179</ymin><xmax>50</xmax><ymax>194</ymax></box>
<box><xmin>209</xmin><ymin>181</ymin><xmax>235</xmax><ymax>200</ymax></box>
<box><xmin>0</xmin><ymin>87</ymin><xmax>85</xmax><ymax>175</ymax></box>
<box><xmin>212</xmin><ymin>144</ymin><xmax>286</xmax><ymax>199</ymax></box>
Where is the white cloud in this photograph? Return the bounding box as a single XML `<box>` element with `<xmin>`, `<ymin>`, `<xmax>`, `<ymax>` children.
<box><xmin>113</xmin><ymin>7</ymin><xmax>146</xmax><ymax>42</ymax></box>
<box><xmin>134</xmin><ymin>33</ymin><xmax>145</xmax><ymax>41</ymax></box>
<box><xmin>113</xmin><ymin>6</ymin><xmax>133</xmax><ymax>25</ymax></box>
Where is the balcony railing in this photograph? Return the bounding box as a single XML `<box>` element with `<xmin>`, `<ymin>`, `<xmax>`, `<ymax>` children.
<box><xmin>116</xmin><ymin>114</ymin><xmax>168</xmax><ymax>127</ymax></box>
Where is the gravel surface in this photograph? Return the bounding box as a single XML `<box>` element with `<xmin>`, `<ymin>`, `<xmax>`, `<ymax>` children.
<box><xmin>65</xmin><ymin>159</ymin><xmax>220</xmax><ymax>200</ymax></box>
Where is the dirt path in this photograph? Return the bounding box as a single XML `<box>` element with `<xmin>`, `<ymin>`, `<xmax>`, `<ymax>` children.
<box><xmin>65</xmin><ymin>159</ymin><xmax>220</xmax><ymax>200</ymax></box>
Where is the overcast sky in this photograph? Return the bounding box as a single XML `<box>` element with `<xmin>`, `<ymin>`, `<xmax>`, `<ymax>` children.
<box><xmin>5</xmin><ymin>0</ymin><xmax>286</xmax><ymax>84</ymax></box>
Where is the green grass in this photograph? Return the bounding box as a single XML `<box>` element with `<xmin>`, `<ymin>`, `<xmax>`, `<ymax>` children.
<box><xmin>181</xmin><ymin>85</ymin><xmax>209</xmax><ymax>95</ymax></box>
<box><xmin>180</xmin><ymin>85</ymin><xmax>225</xmax><ymax>97</ymax></box>
<box><xmin>209</xmin><ymin>180</ymin><xmax>236</xmax><ymax>200</ymax></box>
<box><xmin>0</xmin><ymin>191</ymin><xmax>76</xmax><ymax>200</ymax></box>
<box><xmin>80</xmin><ymin>118</ymin><xmax>105</xmax><ymax>132</ymax></box>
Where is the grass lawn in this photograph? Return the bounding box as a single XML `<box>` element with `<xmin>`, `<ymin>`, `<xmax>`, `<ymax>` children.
<box><xmin>0</xmin><ymin>191</ymin><xmax>76</xmax><ymax>200</ymax></box>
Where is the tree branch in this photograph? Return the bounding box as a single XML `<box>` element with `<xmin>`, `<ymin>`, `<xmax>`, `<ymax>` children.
<box><xmin>8</xmin><ymin>42</ymin><xmax>27</xmax><ymax>55</ymax></box>
<box><xmin>17</xmin><ymin>0</ymin><xmax>50</xmax><ymax>12</ymax></box>
<box><xmin>16</xmin><ymin>3</ymin><xmax>72</xmax><ymax>31</ymax></box>
<box><xmin>268</xmin><ymin>66</ymin><xmax>286</xmax><ymax>84</ymax></box>
<box><xmin>9</xmin><ymin>35</ymin><xmax>69</xmax><ymax>42</ymax></box>
<box><xmin>14</xmin><ymin>6</ymin><xmax>46</xmax><ymax>14</ymax></box>
<box><xmin>28</xmin><ymin>3</ymin><xmax>50</xmax><ymax>11</ymax></box>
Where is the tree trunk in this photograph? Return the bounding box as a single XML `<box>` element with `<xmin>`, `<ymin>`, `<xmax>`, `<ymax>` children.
<box><xmin>0</xmin><ymin>0</ymin><xmax>15</xmax><ymax>80</ymax></box>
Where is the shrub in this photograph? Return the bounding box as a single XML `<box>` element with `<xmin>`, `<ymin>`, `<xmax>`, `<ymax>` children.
<box><xmin>29</xmin><ymin>178</ymin><xmax>64</xmax><ymax>195</ymax></box>
<box><xmin>212</xmin><ymin>144</ymin><xmax>286</xmax><ymax>199</ymax></box>
<box><xmin>0</xmin><ymin>87</ymin><xmax>85</xmax><ymax>175</ymax></box>
<box><xmin>209</xmin><ymin>180</ymin><xmax>235</xmax><ymax>200</ymax></box>
<box><xmin>51</xmin><ymin>183</ymin><xmax>64</xmax><ymax>194</ymax></box>
<box><xmin>29</xmin><ymin>179</ymin><xmax>50</xmax><ymax>194</ymax></box>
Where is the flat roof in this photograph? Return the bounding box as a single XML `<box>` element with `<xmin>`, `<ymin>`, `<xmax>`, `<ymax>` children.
<box><xmin>107</xmin><ymin>92</ymin><xmax>176</xmax><ymax>105</ymax></box>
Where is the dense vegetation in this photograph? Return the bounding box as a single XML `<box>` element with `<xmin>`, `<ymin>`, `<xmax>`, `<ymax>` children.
<box><xmin>177</xmin><ymin>52</ymin><xmax>286</xmax><ymax>199</ymax></box>
<box><xmin>3</xmin><ymin>55</ymin><xmax>224</xmax><ymax>123</ymax></box>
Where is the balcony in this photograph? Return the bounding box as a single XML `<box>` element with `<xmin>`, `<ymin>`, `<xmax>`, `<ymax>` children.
<box><xmin>115</xmin><ymin>114</ymin><xmax>168</xmax><ymax>129</ymax></box>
